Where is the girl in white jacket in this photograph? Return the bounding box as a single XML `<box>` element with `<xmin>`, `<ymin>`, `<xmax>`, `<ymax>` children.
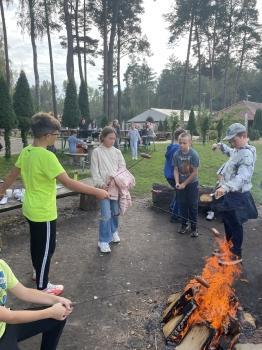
<box><xmin>91</xmin><ymin>127</ymin><xmax>126</xmax><ymax>253</ymax></box>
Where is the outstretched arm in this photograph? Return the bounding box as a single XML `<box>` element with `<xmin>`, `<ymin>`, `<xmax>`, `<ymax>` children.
<box><xmin>57</xmin><ymin>172</ymin><xmax>109</xmax><ymax>200</ymax></box>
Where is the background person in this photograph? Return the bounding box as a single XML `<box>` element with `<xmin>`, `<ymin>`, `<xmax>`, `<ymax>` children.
<box><xmin>128</xmin><ymin>123</ymin><xmax>141</xmax><ymax>160</ymax></box>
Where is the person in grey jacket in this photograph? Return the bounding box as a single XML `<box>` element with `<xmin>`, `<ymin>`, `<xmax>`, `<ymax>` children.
<box><xmin>212</xmin><ymin>123</ymin><xmax>258</xmax><ymax>265</ymax></box>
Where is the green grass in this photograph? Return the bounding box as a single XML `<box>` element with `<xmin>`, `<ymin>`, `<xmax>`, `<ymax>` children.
<box><xmin>122</xmin><ymin>142</ymin><xmax>262</xmax><ymax>204</ymax></box>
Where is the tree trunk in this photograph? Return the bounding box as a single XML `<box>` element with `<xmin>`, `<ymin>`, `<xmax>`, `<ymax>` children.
<box><xmin>195</xmin><ymin>23</ymin><xmax>201</xmax><ymax>110</ymax></box>
<box><xmin>21</xmin><ymin>129</ymin><xmax>28</xmax><ymax>148</ymax></box>
<box><xmin>222</xmin><ymin>0</ymin><xmax>233</xmax><ymax>108</ymax></box>
<box><xmin>44</xmin><ymin>0</ymin><xmax>58</xmax><ymax>118</ymax></box>
<box><xmin>117</xmin><ymin>24</ymin><xmax>121</xmax><ymax>122</ymax></box>
<box><xmin>108</xmin><ymin>0</ymin><xmax>120</xmax><ymax>121</ymax></box>
<box><xmin>64</xmin><ymin>0</ymin><xmax>74</xmax><ymax>81</ymax></box>
<box><xmin>234</xmin><ymin>28</ymin><xmax>247</xmax><ymax>102</ymax></box>
<box><xmin>28</xmin><ymin>0</ymin><xmax>40</xmax><ymax>110</ymax></box>
<box><xmin>4</xmin><ymin>128</ymin><xmax>11</xmax><ymax>159</ymax></box>
<box><xmin>0</xmin><ymin>0</ymin><xmax>10</xmax><ymax>89</ymax></box>
<box><xmin>102</xmin><ymin>0</ymin><xmax>108</xmax><ymax>119</ymax></box>
<box><xmin>75</xmin><ymin>0</ymin><xmax>84</xmax><ymax>82</ymax></box>
<box><xmin>210</xmin><ymin>2</ymin><xmax>218</xmax><ymax>113</ymax></box>
<box><xmin>84</xmin><ymin>0</ymin><xmax>87</xmax><ymax>83</ymax></box>
<box><xmin>181</xmin><ymin>9</ymin><xmax>194</xmax><ymax>124</ymax></box>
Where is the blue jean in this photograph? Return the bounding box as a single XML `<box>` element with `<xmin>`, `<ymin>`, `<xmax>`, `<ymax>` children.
<box><xmin>130</xmin><ymin>139</ymin><xmax>139</xmax><ymax>158</ymax></box>
<box><xmin>176</xmin><ymin>181</ymin><xmax>199</xmax><ymax>230</ymax></box>
<box><xmin>99</xmin><ymin>199</ymin><xmax>120</xmax><ymax>243</ymax></box>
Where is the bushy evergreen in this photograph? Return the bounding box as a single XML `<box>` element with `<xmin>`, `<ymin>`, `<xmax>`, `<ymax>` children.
<box><xmin>78</xmin><ymin>80</ymin><xmax>90</xmax><ymax>124</ymax></box>
<box><xmin>63</xmin><ymin>79</ymin><xmax>80</xmax><ymax>128</ymax></box>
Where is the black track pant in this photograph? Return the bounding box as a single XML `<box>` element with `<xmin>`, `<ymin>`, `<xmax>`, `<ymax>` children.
<box><xmin>27</xmin><ymin>219</ymin><xmax>56</xmax><ymax>290</ymax></box>
<box><xmin>0</xmin><ymin>311</ymin><xmax>66</xmax><ymax>350</ymax></box>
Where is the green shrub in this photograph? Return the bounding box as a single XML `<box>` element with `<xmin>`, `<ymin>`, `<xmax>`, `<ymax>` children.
<box><xmin>249</xmin><ymin>128</ymin><xmax>260</xmax><ymax>141</ymax></box>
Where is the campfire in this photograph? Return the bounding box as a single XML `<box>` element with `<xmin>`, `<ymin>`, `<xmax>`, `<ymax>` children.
<box><xmin>161</xmin><ymin>228</ymin><xmax>242</xmax><ymax>349</ymax></box>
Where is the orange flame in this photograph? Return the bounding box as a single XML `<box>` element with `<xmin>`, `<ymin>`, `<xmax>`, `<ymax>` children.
<box><xmin>184</xmin><ymin>238</ymin><xmax>241</xmax><ymax>332</ymax></box>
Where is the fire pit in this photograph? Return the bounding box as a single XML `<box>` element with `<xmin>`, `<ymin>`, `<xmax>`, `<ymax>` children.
<box><xmin>161</xmin><ymin>228</ymin><xmax>242</xmax><ymax>349</ymax></box>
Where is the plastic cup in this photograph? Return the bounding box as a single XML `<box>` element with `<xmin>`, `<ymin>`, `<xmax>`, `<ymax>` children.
<box><xmin>6</xmin><ymin>189</ymin><xmax>13</xmax><ymax>198</ymax></box>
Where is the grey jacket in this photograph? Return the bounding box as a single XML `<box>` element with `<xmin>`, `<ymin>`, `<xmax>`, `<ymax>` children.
<box><xmin>217</xmin><ymin>143</ymin><xmax>256</xmax><ymax>193</ymax></box>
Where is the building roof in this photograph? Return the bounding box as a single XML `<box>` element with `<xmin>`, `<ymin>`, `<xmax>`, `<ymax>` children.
<box><xmin>216</xmin><ymin>100</ymin><xmax>262</xmax><ymax>121</ymax></box>
<box><xmin>128</xmin><ymin>108</ymin><xmax>193</xmax><ymax>123</ymax></box>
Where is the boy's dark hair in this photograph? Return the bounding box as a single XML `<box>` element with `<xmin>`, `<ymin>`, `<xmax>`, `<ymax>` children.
<box><xmin>100</xmin><ymin>126</ymin><xmax>115</xmax><ymax>142</ymax></box>
<box><xmin>70</xmin><ymin>130</ymin><xmax>77</xmax><ymax>135</ymax></box>
<box><xmin>31</xmin><ymin>113</ymin><xmax>61</xmax><ymax>138</ymax></box>
<box><xmin>173</xmin><ymin>128</ymin><xmax>186</xmax><ymax>141</ymax></box>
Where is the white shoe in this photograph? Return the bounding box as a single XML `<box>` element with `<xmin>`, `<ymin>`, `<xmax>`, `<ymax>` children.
<box><xmin>112</xmin><ymin>231</ymin><xmax>120</xmax><ymax>243</ymax></box>
<box><xmin>98</xmin><ymin>242</ymin><xmax>111</xmax><ymax>253</ymax></box>
<box><xmin>206</xmin><ymin>211</ymin><xmax>215</xmax><ymax>221</ymax></box>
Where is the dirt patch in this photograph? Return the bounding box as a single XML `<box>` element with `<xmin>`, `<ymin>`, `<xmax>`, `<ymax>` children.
<box><xmin>0</xmin><ymin>197</ymin><xmax>262</xmax><ymax>349</ymax></box>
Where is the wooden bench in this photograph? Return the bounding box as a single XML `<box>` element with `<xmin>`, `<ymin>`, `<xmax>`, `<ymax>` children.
<box><xmin>0</xmin><ymin>178</ymin><xmax>98</xmax><ymax>213</ymax></box>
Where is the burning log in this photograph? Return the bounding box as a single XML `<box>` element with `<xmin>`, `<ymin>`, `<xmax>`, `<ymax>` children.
<box><xmin>175</xmin><ymin>325</ymin><xmax>216</xmax><ymax>350</ymax></box>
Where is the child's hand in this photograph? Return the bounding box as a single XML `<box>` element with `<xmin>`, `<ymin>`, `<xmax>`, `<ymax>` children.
<box><xmin>176</xmin><ymin>183</ymin><xmax>185</xmax><ymax>190</ymax></box>
<box><xmin>212</xmin><ymin>143</ymin><xmax>220</xmax><ymax>151</ymax></box>
<box><xmin>96</xmin><ymin>188</ymin><xmax>109</xmax><ymax>200</ymax></box>
<box><xmin>49</xmin><ymin>303</ymin><xmax>68</xmax><ymax>320</ymax></box>
<box><xmin>57</xmin><ymin>297</ymin><xmax>73</xmax><ymax>312</ymax></box>
<box><xmin>214</xmin><ymin>187</ymin><xmax>225</xmax><ymax>199</ymax></box>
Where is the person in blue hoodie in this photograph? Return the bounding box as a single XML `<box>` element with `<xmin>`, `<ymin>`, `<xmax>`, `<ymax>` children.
<box><xmin>164</xmin><ymin>128</ymin><xmax>185</xmax><ymax>222</ymax></box>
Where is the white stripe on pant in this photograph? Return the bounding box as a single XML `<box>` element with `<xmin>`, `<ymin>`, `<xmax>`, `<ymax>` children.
<box><xmin>39</xmin><ymin>221</ymin><xmax>51</xmax><ymax>289</ymax></box>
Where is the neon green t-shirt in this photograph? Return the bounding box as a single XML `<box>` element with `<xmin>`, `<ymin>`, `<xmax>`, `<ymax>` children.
<box><xmin>0</xmin><ymin>259</ymin><xmax>18</xmax><ymax>338</ymax></box>
<box><xmin>15</xmin><ymin>145</ymin><xmax>65</xmax><ymax>222</ymax></box>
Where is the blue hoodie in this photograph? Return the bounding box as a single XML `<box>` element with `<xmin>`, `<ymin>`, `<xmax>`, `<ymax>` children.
<box><xmin>164</xmin><ymin>143</ymin><xmax>180</xmax><ymax>180</ymax></box>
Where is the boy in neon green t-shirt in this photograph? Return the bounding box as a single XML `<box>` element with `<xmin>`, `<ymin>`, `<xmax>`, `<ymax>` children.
<box><xmin>0</xmin><ymin>113</ymin><xmax>108</xmax><ymax>295</ymax></box>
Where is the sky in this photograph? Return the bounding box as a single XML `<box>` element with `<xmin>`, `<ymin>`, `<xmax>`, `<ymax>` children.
<box><xmin>3</xmin><ymin>0</ymin><xmax>262</xmax><ymax>94</ymax></box>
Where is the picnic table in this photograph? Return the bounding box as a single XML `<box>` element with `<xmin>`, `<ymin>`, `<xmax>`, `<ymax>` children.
<box><xmin>0</xmin><ymin>178</ymin><xmax>97</xmax><ymax>213</ymax></box>
<box><xmin>64</xmin><ymin>141</ymin><xmax>99</xmax><ymax>169</ymax></box>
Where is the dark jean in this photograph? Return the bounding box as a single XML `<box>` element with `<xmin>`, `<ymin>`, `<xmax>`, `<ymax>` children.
<box><xmin>213</xmin><ymin>191</ymin><xmax>258</xmax><ymax>257</ymax></box>
<box><xmin>176</xmin><ymin>181</ymin><xmax>199</xmax><ymax>230</ymax></box>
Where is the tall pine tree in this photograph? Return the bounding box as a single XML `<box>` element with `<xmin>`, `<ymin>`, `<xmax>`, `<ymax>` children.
<box><xmin>13</xmin><ymin>70</ymin><xmax>34</xmax><ymax>148</ymax></box>
<box><xmin>187</xmin><ymin>108</ymin><xmax>197</xmax><ymax>135</ymax></box>
<box><xmin>78</xmin><ymin>80</ymin><xmax>90</xmax><ymax>124</ymax></box>
<box><xmin>253</xmin><ymin>109</ymin><xmax>262</xmax><ymax>136</ymax></box>
<box><xmin>0</xmin><ymin>75</ymin><xmax>16</xmax><ymax>158</ymax></box>
<box><xmin>63</xmin><ymin>79</ymin><xmax>80</xmax><ymax>127</ymax></box>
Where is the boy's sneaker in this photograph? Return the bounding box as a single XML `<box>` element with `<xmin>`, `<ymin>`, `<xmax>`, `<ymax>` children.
<box><xmin>112</xmin><ymin>231</ymin><xmax>120</xmax><ymax>243</ymax></box>
<box><xmin>206</xmin><ymin>211</ymin><xmax>215</xmax><ymax>221</ymax></box>
<box><xmin>218</xmin><ymin>254</ymin><xmax>243</xmax><ymax>266</ymax></box>
<box><xmin>178</xmin><ymin>224</ymin><xmax>190</xmax><ymax>234</ymax></box>
<box><xmin>98</xmin><ymin>241</ymin><xmax>111</xmax><ymax>253</ymax></box>
<box><xmin>190</xmin><ymin>229</ymin><xmax>199</xmax><ymax>238</ymax></box>
<box><xmin>43</xmin><ymin>282</ymin><xmax>64</xmax><ymax>296</ymax></box>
